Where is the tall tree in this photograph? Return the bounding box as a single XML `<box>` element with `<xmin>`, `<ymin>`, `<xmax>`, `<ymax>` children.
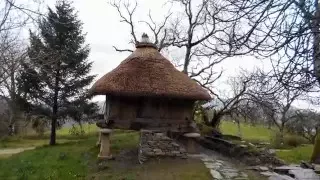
<box><xmin>23</xmin><ymin>0</ymin><xmax>95</xmax><ymax>145</ymax></box>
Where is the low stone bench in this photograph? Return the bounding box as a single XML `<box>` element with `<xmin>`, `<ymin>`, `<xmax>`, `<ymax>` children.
<box><xmin>98</xmin><ymin>128</ymin><xmax>113</xmax><ymax>159</ymax></box>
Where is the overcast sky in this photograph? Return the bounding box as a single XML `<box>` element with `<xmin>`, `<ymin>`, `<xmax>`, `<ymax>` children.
<box><xmin>25</xmin><ymin>0</ymin><xmax>316</xmax><ymax>109</ymax></box>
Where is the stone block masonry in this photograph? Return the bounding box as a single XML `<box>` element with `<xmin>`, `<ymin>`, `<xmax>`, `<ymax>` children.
<box><xmin>138</xmin><ymin>129</ymin><xmax>187</xmax><ymax>163</ymax></box>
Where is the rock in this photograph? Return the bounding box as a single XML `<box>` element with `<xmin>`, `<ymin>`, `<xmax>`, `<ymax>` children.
<box><xmin>300</xmin><ymin>161</ymin><xmax>314</xmax><ymax>169</ymax></box>
<box><xmin>259</xmin><ymin>166</ymin><xmax>269</xmax><ymax>171</ymax></box>
<box><xmin>261</xmin><ymin>171</ymin><xmax>278</xmax><ymax>177</ymax></box>
<box><xmin>240</xmin><ymin>144</ymin><xmax>248</xmax><ymax>148</ymax></box>
<box><xmin>155</xmin><ymin>133</ymin><xmax>163</xmax><ymax>137</ymax></box>
<box><xmin>248</xmin><ymin>166</ymin><xmax>269</xmax><ymax>171</ymax></box>
<box><xmin>240</xmin><ymin>172</ymin><xmax>248</xmax><ymax>178</ymax></box>
<box><xmin>259</xmin><ymin>142</ymin><xmax>271</xmax><ymax>145</ymax></box>
<box><xmin>248</xmin><ymin>143</ymin><xmax>255</xmax><ymax>147</ymax></box>
<box><xmin>314</xmin><ymin>164</ymin><xmax>320</xmax><ymax>174</ymax></box>
<box><xmin>204</xmin><ymin>162</ymin><xmax>221</xmax><ymax>169</ymax></box>
<box><xmin>202</xmin><ymin>157</ymin><xmax>214</xmax><ymax>162</ymax></box>
<box><xmin>153</xmin><ymin>149</ymin><xmax>162</xmax><ymax>153</ymax></box>
<box><xmin>171</xmin><ymin>142</ymin><xmax>180</xmax><ymax>147</ymax></box>
<box><xmin>288</xmin><ymin>169</ymin><xmax>320</xmax><ymax>180</ymax></box>
<box><xmin>211</xmin><ymin>129</ymin><xmax>223</xmax><ymax>138</ymax></box>
<box><xmin>210</xmin><ymin>169</ymin><xmax>223</xmax><ymax>179</ymax></box>
<box><xmin>273</xmin><ymin>165</ymin><xmax>303</xmax><ymax>174</ymax></box>
<box><xmin>268</xmin><ymin>174</ymin><xmax>295</xmax><ymax>180</ymax></box>
<box><xmin>267</xmin><ymin>149</ymin><xmax>276</xmax><ymax>155</ymax></box>
<box><xmin>172</xmin><ymin>151</ymin><xmax>180</xmax><ymax>155</ymax></box>
<box><xmin>223</xmin><ymin>171</ymin><xmax>238</xmax><ymax>178</ymax></box>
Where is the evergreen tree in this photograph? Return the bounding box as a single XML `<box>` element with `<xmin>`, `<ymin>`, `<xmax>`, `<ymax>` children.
<box><xmin>23</xmin><ymin>0</ymin><xmax>95</xmax><ymax>145</ymax></box>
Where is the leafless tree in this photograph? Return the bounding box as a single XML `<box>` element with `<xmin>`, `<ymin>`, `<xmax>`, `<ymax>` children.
<box><xmin>248</xmin><ymin>72</ymin><xmax>305</xmax><ymax>142</ymax></box>
<box><xmin>222</xmin><ymin>0</ymin><xmax>320</xmax><ymax>91</ymax></box>
<box><xmin>0</xmin><ymin>0</ymin><xmax>43</xmax><ymax>135</ymax></box>
<box><xmin>0</xmin><ymin>0</ymin><xmax>43</xmax><ymax>86</ymax></box>
<box><xmin>109</xmin><ymin>0</ymin><xmax>261</xmax><ymax>93</ymax></box>
<box><xmin>0</xmin><ymin>36</ymin><xmax>28</xmax><ymax>134</ymax></box>
<box><xmin>202</xmin><ymin>70</ymin><xmax>256</xmax><ymax>130</ymax></box>
<box><xmin>287</xmin><ymin>109</ymin><xmax>320</xmax><ymax>143</ymax></box>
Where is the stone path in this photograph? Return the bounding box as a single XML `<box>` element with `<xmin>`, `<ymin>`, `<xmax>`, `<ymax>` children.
<box><xmin>0</xmin><ymin>147</ymin><xmax>35</xmax><ymax>156</ymax></box>
<box><xmin>189</xmin><ymin>153</ymin><xmax>249</xmax><ymax>180</ymax></box>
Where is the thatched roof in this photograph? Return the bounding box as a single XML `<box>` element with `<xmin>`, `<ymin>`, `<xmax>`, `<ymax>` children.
<box><xmin>90</xmin><ymin>41</ymin><xmax>211</xmax><ymax>100</ymax></box>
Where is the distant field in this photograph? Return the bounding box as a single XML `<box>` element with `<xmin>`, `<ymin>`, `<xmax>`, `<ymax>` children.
<box><xmin>220</xmin><ymin>121</ymin><xmax>314</xmax><ymax>163</ymax></box>
<box><xmin>220</xmin><ymin>121</ymin><xmax>274</xmax><ymax>142</ymax></box>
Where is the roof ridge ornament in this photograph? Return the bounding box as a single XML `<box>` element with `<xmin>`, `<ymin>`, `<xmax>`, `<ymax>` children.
<box><xmin>141</xmin><ymin>33</ymin><xmax>150</xmax><ymax>43</ymax></box>
<box><xmin>136</xmin><ymin>33</ymin><xmax>157</xmax><ymax>49</ymax></box>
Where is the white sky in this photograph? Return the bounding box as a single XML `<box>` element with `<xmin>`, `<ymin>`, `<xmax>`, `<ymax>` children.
<box><xmin>24</xmin><ymin>0</ymin><xmax>318</xmax><ymax>110</ymax></box>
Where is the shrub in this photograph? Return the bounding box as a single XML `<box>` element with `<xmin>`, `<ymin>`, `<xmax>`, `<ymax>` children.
<box><xmin>270</xmin><ymin>132</ymin><xmax>308</xmax><ymax>149</ymax></box>
<box><xmin>197</xmin><ymin>123</ymin><xmax>214</xmax><ymax>136</ymax></box>
<box><xmin>285</xmin><ymin>135</ymin><xmax>307</xmax><ymax>147</ymax></box>
<box><xmin>31</xmin><ymin>116</ymin><xmax>48</xmax><ymax>136</ymax></box>
<box><xmin>270</xmin><ymin>132</ymin><xmax>283</xmax><ymax>148</ymax></box>
<box><xmin>68</xmin><ymin>125</ymin><xmax>85</xmax><ymax>136</ymax></box>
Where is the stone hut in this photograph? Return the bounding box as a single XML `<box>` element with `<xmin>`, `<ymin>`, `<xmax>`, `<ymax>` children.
<box><xmin>90</xmin><ymin>34</ymin><xmax>211</xmax><ymax>133</ymax></box>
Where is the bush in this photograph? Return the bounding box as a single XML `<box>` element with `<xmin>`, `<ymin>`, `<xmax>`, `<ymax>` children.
<box><xmin>31</xmin><ymin>116</ymin><xmax>47</xmax><ymax>136</ymax></box>
<box><xmin>270</xmin><ymin>132</ymin><xmax>308</xmax><ymax>149</ymax></box>
<box><xmin>197</xmin><ymin>123</ymin><xmax>214</xmax><ymax>136</ymax></box>
<box><xmin>285</xmin><ymin>135</ymin><xmax>307</xmax><ymax>147</ymax></box>
<box><xmin>68</xmin><ymin>125</ymin><xmax>85</xmax><ymax>136</ymax></box>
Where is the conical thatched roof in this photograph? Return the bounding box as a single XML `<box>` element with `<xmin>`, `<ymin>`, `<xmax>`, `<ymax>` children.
<box><xmin>90</xmin><ymin>41</ymin><xmax>211</xmax><ymax>100</ymax></box>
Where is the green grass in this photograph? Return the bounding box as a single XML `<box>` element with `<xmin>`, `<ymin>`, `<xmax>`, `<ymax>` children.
<box><xmin>276</xmin><ymin>145</ymin><xmax>313</xmax><ymax>163</ymax></box>
<box><xmin>0</xmin><ymin>130</ymin><xmax>138</xmax><ymax>179</ymax></box>
<box><xmin>220</xmin><ymin>121</ymin><xmax>274</xmax><ymax>142</ymax></box>
<box><xmin>220</xmin><ymin>121</ymin><xmax>314</xmax><ymax>163</ymax></box>
<box><xmin>0</xmin><ymin>125</ymin><xmax>212</xmax><ymax>180</ymax></box>
<box><xmin>56</xmin><ymin>123</ymin><xmax>98</xmax><ymax>136</ymax></box>
<box><xmin>0</xmin><ymin>124</ymin><xmax>99</xmax><ymax>149</ymax></box>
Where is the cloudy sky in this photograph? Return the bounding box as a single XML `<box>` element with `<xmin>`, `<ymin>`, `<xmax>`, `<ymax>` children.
<box><xmin>22</xmin><ymin>0</ymin><xmax>315</xmax><ymax>109</ymax></box>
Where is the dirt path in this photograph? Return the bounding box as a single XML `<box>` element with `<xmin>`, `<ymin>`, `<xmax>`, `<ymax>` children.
<box><xmin>0</xmin><ymin>147</ymin><xmax>35</xmax><ymax>157</ymax></box>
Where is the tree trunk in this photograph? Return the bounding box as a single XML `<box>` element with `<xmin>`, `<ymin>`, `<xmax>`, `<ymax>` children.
<box><xmin>279</xmin><ymin>126</ymin><xmax>284</xmax><ymax>145</ymax></box>
<box><xmin>210</xmin><ymin>112</ymin><xmax>223</xmax><ymax>129</ymax></box>
<box><xmin>267</xmin><ymin>120</ymin><xmax>272</xmax><ymax>129</ymax></box>
<box><xmin>311</xmin><ymin>132</ymin><xmax>320</xmax><ymax>163</ymax></box>
<box><xmin>50</xmin><ymin>70</ymin><xmax>60</xmax><ymax>145</ymax></box>
<box><xmin>183</xmin><ymin>46</ymin><xmax>191</xmax><ymax>74</ymax></box>
<box><xmin>236</xmin><ymin>119</ymin><xmax>242</xmax><ymax>138</ymax></box>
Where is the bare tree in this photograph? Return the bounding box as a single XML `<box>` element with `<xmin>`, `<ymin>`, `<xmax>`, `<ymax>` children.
<box><xmin>287</xmin><ymin>109</ymin><xmax>320</xmax><ymax>143</ymax></box>
<box><xmin>109</xmin><ymin>0</ymin><xmax>262</xmax><ymax>91</ymax></box>
<box><xmin>221</xmin><ymin>0</ymin><xmax>320</xmax><ymax>91</ymax></box>
<box><xmin>248</xmin><ymin>73</ymin><xmax>304</xmax><ymax>142</ymax></box>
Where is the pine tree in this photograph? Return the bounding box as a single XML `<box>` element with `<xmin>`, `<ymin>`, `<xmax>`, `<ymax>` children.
<box><xmin>24</xmin><ymin>0</ymin><xmax>95</xmax><ymax>145</ymax></box>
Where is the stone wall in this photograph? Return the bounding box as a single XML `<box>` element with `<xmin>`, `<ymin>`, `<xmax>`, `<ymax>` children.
<box><xmin>138</xmin><ymin>130</ymin><xmax>187</xmax><ymax>163</ymax></box>
<box><xmin>198</xmin><ymin>136</ymin><xmax>286</xmax><ymax>166</ymax></box>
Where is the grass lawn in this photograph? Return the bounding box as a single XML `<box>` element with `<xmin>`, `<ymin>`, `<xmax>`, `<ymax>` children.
<box><xmin>220</xmin><ymin>121</ymin><xmax>274</xmax><ymax>142</ymax></box>
<box><xmin>0</xmin><ymin>126</ymin><xmax>212</xmax><ymax>180</ymax></box>
<box><xmin>220</xmin><ymin>121</ymin><xmax>314</xmax><ymax>164</ymax></box>
<box><xmin>276</xmin><ymin>145</ymin><xmax>313</xmax><ymax>164</ymax></box>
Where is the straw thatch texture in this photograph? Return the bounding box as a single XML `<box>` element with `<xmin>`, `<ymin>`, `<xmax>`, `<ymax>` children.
<box><xmin>90</xmin><ymin>45</ymin><xmax>211</xmax><ymax>100</ymax></box>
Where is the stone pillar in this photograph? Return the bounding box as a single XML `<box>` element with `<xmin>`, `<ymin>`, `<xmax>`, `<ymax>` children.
<box><xmin>183</xmin><ymin>132</ymin><xmax>201</xmax><ymax>154</ymax></box>
<box><xmin>98</xmin><ymin>128</ymin><xmax>113</xmax><ymax>159</ymax></box>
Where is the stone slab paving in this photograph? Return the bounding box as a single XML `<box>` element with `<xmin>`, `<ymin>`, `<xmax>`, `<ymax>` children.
<box><xmin>189</xmin><ymin>153</ymin><xmax>249</xmax><ymax>180</ymax></box>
